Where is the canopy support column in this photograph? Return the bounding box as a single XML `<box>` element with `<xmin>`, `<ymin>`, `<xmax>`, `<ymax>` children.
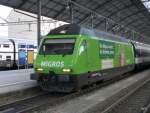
<box><xmin>91</xmin><ymin>13</ymin><xmax>93</xmax><ymax>29</ymax></box>
<box><xmin>69</xmin><ymin>0</ymin><xmax>74</xmax><ymax>24</ymax></box>
<box><xmin>105</xmin><ymin>18</ymin><xmax>108</xmax><ymax>32</ymax></box>
<box><xmin>37</xmin><ymin>0</ymin><xmax>41</xmax><ymax>46</ymax></box>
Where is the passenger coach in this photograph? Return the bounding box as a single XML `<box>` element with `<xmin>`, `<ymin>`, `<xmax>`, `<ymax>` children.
<box><xmin>0</xmin><ymin>38</ymin><xmax>37</xmax><ymax>69</ymax></box>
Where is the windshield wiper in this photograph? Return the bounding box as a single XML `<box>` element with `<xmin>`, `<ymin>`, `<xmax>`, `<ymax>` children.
<box><xmin>62</xmin><ymin>53</ymin><xmax>67</xmax><ymax>57</ymax></box>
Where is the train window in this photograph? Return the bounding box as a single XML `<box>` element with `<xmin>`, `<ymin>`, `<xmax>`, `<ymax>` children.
<box><xmin>0</xmin><ymin>55</ymin><xmax>2</xmax><ymax>59</ymax></box>
<box><xmin>6</xmin><ymin>56</ymin><xmax>11</xmax><ymax>59</ymax></box>
<box><xmin>6</xmin><ymin>56</ymin><xmax>11</xmax><ymax>61</ymax></box>
<box><xmin>40</xmin><ymin>39</ymin><xmax>75</xmax><ymax>55</ymax></box>
<box><xmin>3</xmin><ymin>44</ymin><xmax>9</xmax><ymax>48</ymax></box>
<box><xmin>135</xmin><ymin>49</ymin><xmax>141</xmax><ymax>57</ymax></box>
<box><xmin>19</xmin><ymin>45</ymin><xmax>26</xmax><ymax>48</ymax></box>
<box><xmin>34</xmin><ymin>46</ymin><xmax>37</xmax><ymax>49</ymax></box>
<box><xmin>28</xmin><ymin>45</ymin><xmax>34</xmax><ymax>48</ymax></box>
<box><xmin>0</xmin><ymin>44</ymin><xmax>1</xmax><ymax>47</ymax></box>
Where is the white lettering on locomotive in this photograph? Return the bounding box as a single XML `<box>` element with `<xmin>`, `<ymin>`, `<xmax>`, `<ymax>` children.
<box><xmin>41</xmin><ymin>61</ymin><xmax>64</xmax><ymax>67</ymax></box>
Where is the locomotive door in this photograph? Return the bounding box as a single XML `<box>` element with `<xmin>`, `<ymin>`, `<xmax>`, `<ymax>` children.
<box><xmin>86</xmin><ymin>40</ymin><xmax>98</xmax><ymax>70</ymax></box>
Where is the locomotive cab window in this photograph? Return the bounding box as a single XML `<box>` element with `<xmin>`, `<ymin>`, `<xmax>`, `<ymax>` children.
<box><xmin>82</xmin><ymin>40</ymin><xmax>87</xmax><ymax>50</ymax></box>
<box><xmin>79</xmin><ymin>40</ymin><xmax>87</xmax><ymax>53</ymax></box>
<box><xmin>39</xmin><ymin>39</ymin><xmax>75</xmax><ymax>55</ymax></box>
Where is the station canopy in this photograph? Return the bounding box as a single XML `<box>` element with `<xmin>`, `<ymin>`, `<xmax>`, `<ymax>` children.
<box><xmin>0</xmin><ymin>0</ymin><xmax>150</xmax><ymax>43</ymax></box>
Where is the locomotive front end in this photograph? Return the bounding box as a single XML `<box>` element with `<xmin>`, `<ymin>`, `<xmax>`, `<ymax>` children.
<box><xmin>31</xmin><ymin>36</ymin><xmax>80</xmax><ymax>92</ymax></box>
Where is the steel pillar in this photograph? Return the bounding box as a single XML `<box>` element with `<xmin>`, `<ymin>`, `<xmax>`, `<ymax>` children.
<box><xmin>69</xmin><ymin>1</ymin><xmax>74</xmax><ymax>24</ymax></box>
<box><xmin>105</xmin><ymin>18</ymin><xmax>108</xmax><ymax>32</ymax></box>
<box><xmin>91</xmin><ymin>13</ymin><xmax>93</xmax><ymax>29</ymax></box>
<box><xmin>37</xmin><ymin>0</ymin><xmax>41</xmax><ymax>46</ymax></box>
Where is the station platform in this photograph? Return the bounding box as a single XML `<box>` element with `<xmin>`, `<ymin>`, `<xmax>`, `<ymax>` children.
<box><xmin>44</xmin><ymin>69</ymin><xmax>150</xmax><ymax>113</ymax></box>
<box><xmin>0</xmin><ymin>69</ymin><xmax>37</xmax><ymax>94</ymax></box>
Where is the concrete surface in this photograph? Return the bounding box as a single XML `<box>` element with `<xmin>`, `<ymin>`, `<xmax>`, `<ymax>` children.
<box><xmin>44</xmin><ymin>69</ymin><xmax>150</xmax><ymax>113</ymax></box>
<box><xmin>0</xmin><ymin>69</ymin><xmax>37</xmax><ymax>94</ymax></box>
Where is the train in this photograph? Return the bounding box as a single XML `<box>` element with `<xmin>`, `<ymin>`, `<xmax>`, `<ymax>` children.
<box><xmin>0</xmin><ymin>38</ymin><xmax>37</xmax><ymax>69</ymax></box>
<box><xmin>30</xmin><ymin>24</ymin><xmax>150</xmax><ymax>92</ymax></box>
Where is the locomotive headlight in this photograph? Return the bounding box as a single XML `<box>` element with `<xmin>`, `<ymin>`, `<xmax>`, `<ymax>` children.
<box><xmin>36</xmin><ymin>68</ymin><xmax>43</xmax><ymax>72</ymax></box>
<box><xmin>63</xmin><ymin>68</ymin><xmax>71</xmax><ymax>73</ymax></box>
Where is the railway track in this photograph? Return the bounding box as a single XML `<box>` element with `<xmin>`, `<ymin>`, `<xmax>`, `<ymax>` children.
<box><xmin>98</xmin><ymin>74</ymin><xmax>150</xmax><ymax>113</ymax></box>
<box><xmin>0</xmin><ymin>92</ymin><xmax>63</xmax><ymax>113</ymax></box>
<box><xmin>0</xmin><ymin>70</ymin><xmax>144</xmax><ymax>113</ymax></box>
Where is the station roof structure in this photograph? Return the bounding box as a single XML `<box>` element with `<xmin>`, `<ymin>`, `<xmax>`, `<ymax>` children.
<box><xmin>0</xmin><ymin>0</ymin><xmax>150</xmax><ymax>43</ymax></box>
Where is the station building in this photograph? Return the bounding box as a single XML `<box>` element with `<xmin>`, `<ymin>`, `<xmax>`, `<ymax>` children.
<box><xmin>7</xmin><ymin>9</ymin><xmax>66</xmax><ymax>41</ymax></box>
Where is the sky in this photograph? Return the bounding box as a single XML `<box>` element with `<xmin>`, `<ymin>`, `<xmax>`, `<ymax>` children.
<box><xmin>0</xmin><ymin>5</ymin><xmax>12</xmax><ymax>18</ymax></box>
<box><xmin>0</xmin><ymin>5</ymin><xmax>12</xmax><ymax>37</ymax></box>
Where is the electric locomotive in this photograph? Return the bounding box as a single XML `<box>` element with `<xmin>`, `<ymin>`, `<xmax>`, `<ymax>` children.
<box><xmin>31</xmin><ymin>24</ymin><xmax>150</xmax><ymax>92</ymax></box>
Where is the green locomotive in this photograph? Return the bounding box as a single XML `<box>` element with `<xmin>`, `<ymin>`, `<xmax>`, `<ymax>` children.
<box><xmin>31</xmin><ymin>24</ymin><xmax>150</xmax><ymax>92</ymax></box>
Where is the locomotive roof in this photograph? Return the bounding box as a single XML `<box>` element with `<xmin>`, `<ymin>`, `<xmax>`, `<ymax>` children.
<box><xmin>48</xmin><ymin>24</ymin><xmax>129</xmax><ymax>43</ymax></box>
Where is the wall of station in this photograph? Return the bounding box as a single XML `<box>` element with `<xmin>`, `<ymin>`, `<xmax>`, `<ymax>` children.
<box><xmin>7</xmin><ymin>9</ymin><xmax>66</xmax><ymax>41</ymax></box>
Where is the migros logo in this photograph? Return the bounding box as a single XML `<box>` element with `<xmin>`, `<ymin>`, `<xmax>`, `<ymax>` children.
<box><xmin>41</xmin><ymin>61</ymin><xmax>64</xmax><ymax>68</ymax></box>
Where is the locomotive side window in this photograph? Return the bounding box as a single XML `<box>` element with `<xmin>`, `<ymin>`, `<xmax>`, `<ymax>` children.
<box><xmin>80</xmin><ymin>40</ymin><xmax>87</xmax><ymax>53</ymax></box>
<box><xmin>82</xmin><ymin>40</ymin><xmax>87</xmax><ymax>49</ymax></box>
<box><xmin>39</xmin><ymin>39</ymin><xmax>75</xmax><ymax>55</ymax></box>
